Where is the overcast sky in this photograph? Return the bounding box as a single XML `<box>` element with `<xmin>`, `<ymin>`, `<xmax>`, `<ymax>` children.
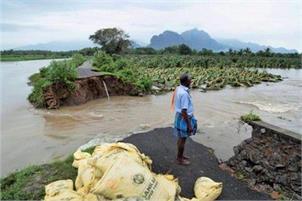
<box><xmin>1</xmin><ymin>0</ymin><xmax>301</xmax><ymax>51</ymax></box>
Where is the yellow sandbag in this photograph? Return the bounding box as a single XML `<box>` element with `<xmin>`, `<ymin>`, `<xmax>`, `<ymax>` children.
<box><xmin>83</xmin><ymin>193</ymin><xmax>108</xmax><ymax>201</ymax></box>
<box><xmin>89</xmin><ymin>149</ymin><xmax>148</xmax><ymax>174</ymax></box>
<box><xmin>93</xmin><ymin>143</ymin><xmax>152</xmax><ymax>166</ymax></box>
<box><xmin>155</xmin><ymin>174</ymin><xmax>181</xmax><ymax>199</ymax></box>
<box><xmin>87</xmin><ymin>142</ymin><xmax>152</xmax><ymax>178</ymax></box>
<box><xmin>91</xmin><ymin>157</ymin><xmax>177</xmax><ymax>201</ymax></box>
<box><xmin>73</xmin><ymin>149</ymin><xmax>92</xmax><ymax>168</ymax></box>
<box><xmin>91</xmin><ymin>143</ymin><xmax>152</xmax><ymax>170</ymax></box>
<box><xmin>74</xmin><ymin>143</ymin><xmax>152</xmax><ymax>193</ymax></box>
<box><xmin>45</xmin><ymin>143</ymin><xmax>223</xmax><ymax>201</ymax></box>
<box><xmin>44</xmin><ymin>180</ymin><xmax>83</xmax><ymax>201</ymax></box>
<box><xmin>45</xmin><ymin>190</ymin><xmax>83</xmax><ymax>201</ymax></box>
<box><xmin>93</xmin><ymin>142</ymin><xmax>140</xmax><ymax>156</ymax></box>
<box><xmin>75</xmin><ymin>159</ymin><xmax>100</xmax><ymax>193</ymax></box>
<box><xmin>113</xmin><ymin>197</ymin><xmax>147</xmax><ymax>201</ymax></box>
<box><xmin>45</xmin><ymin>179</ymin><xmax>74</xmax><ymax>197</ymax></box>
<box><xmin>176</xmin><ymin>197</ymin><xmax>193</xmax><ymax>201</ymax></box>
<box><xmin>194</xmin><ymin>177</ymin><xmax>223</xmax><ymax>201</ymax></box>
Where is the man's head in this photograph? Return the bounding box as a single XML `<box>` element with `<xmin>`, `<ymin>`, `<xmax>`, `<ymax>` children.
<box><xmin>180</xmin><ymin>73</ymin><xmax>191</xmax><ymax>88</ymax></box>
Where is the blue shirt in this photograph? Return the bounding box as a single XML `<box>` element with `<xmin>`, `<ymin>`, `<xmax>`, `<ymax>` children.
<box><xmin>174</xmin><ymin>85</ymin><xmax>194</xmax><ymax>116</ymax></box>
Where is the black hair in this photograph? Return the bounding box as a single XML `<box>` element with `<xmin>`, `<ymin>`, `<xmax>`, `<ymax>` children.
<box><xmin>180</xmin><ymin>73</ymin><xmax>191</xmax><ymax>85</ymax></box>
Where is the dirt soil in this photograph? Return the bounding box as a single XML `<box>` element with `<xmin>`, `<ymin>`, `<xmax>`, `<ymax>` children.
<box><xmin>43</xmin><ymin>75</ymin><xmax>139</xmax><ymax>109</ymax></box>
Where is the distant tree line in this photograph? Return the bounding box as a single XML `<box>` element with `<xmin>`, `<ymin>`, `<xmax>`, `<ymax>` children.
<box><xmin>0</xmin><ymin>48</ymin><xmax>101</xmax><ymax>57</ymax></box>
<box><xmin>130</xmin><ymin>45</ymin><xmax>300</xmax><ymax>58</ymax></box>
<box><xmin>2</xmin><ymin>46</ymin><xmax>299</xmax><ymax>58</ymax></box>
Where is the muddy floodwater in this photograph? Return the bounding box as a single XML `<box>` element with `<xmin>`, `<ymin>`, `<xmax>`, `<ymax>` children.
<box><xmin>1</xmin><ymin>59</ymin><xmax>301</xmax><ymax>177</ymax></box>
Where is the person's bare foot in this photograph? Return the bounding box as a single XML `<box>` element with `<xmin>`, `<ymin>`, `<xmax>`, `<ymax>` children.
<box><xmin>176</xmin><ymin>158</ymin><xmax>190</xmax><ymax>165</ymax></box>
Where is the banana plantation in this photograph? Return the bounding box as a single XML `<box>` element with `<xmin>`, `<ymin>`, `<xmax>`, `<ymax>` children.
<box><xmin>92</xmin><ymin>52</ymin><xmax>284</xmax><ymax>92</ymax></box>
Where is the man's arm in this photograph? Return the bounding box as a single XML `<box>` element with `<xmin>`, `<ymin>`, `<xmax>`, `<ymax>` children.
<box><xmin>181</xmin><ymin>109</ymin><xmax>193</xmax><ymax>135</ymax></box>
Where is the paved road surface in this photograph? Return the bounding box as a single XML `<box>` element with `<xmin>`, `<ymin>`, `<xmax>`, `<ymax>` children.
<box><xmin>77</xmin><ymin>60</ymin><xmax>102</xmax><ymax>79</ymax></box>
<box><xmin>122</xmin><ymin>127</ymin><xmax>271</xmax><ymax>200</ymax></box>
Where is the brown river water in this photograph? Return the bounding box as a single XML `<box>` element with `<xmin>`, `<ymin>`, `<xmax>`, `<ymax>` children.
<box><xmin>1</xmin><ymin>59</ymin><xmax>301</xmax><ymax>177</ymax></box>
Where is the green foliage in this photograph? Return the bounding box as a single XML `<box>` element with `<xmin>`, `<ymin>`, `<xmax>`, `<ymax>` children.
<box><xmin>0</xmin><ymin>48</ymin><xmax>97</xmax><ymax>61</ymax></box>
<box><xmin>240</xmin><ymin>111</ymin><xmax>261</xmax><ymax>123</ymax></box>
<box><xmin>91</xmin><ymin>52</ymin><xmax>284</xmax><ymax>93</ymax></box>
<box><xmin>124</xmin><ymin>54</ymin><xmax>301</xmax><ymax>69</ymax></box>
<box><xmin>163</xmin><ymin>46</ymin><xmax>179</xmax><ymax>54</ymax></box>
<box><xmin>28</xmin><ymin>72</ymin><xmax>42</xmax><ymax>86</ymax></box>
<box><xmin>28</xmin><ymin>54</ymin><xmax>82</xmax><ymax>107</ymax></box>
<box><xmin>92</xmin><ymin>51</ymin><xmax>152</xmax><ymax>92</ymax></box>
<box><xmin>78</xmin><ymin>47</ymin><xmax>100</xmax><ymax>56</ymax></box>
<box><xmin>160</xmin><ymin>44</ymin><xmax>194</xmax><ymax>55</ymax></box>
<box><xmin>89</xmin><ymin>28</ymin><xmax>131</xmax><ymax>54</ymax></box>
<box><xmin>116</xmin><ymin>68</ymin><xmax>152</xmax><ymax>92</ymax></box>
<box><xmin>113</xmin><ymin>58</ymin><xmax>129</xmax><ymax>71</ymax></box>
<box><xmin>70</xmin><ymin>53</ymin><xmax>86</xmax><ymax>67</ymax></box>
<box><xmin>131</xmin><ymin>47</ymin><xmax>157</xmax><ymax>55</ymax></box>
<box><xmin>136</xmin><ymin>76</ymin><xmax>153</xmax><ymax>91</ymax></box>
<box><xmin>28</xmin><ymin>78</ymin><xmax>52</xmax><ymax>107</ymax></box>
<box><xmin>92</xmin><ymin>51</ymin><xmax>114</xmax><ymax>72</ymax></box>
<box><xmin>144</xmin><ymin>67</ymin><xmax>282</xmax><ymax>90</ymax></box>
<box><xmin>0</xmin><ymin>50</ymin><xmax>76</xmax><ymax>61</ymax></box>
<box><xmin>179</xmin><ymin>44</ymin><xmax>192</xmax><ymax>55</ymax></box>
<box><xmin>45</xmin><ymin>60</ymin><xmax>78</xmax><ymax>90</ymax></box>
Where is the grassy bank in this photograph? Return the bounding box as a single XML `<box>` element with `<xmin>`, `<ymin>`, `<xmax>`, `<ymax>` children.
<box><xmin>0</xmin><ymin>48</ymin><xmax>99</xmax><ymax>62</ymax></box>
<box><xmin>0</xmin><ymin>55</ymin><xmax>70</xmax><ymax>61</ymax></box>
<box><xmin>0</xmin><ymin>50</ymin><xmax>78</xmax><ymax>62</ymax></box>
<box><xmin>28</xmin><ymin>53</ymin><xmax>86</xmax><ymax>107</ymax></box>
<box><xmin>0</xmin><ymin>147</ymin><xmax>94</xmax><ymax>200</ymax></box>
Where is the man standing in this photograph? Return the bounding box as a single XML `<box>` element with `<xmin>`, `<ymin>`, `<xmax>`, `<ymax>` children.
<box><xmin>173</xmin><ymin>74</ymin><xmax>197</xmax><ymax>165</ymax></box>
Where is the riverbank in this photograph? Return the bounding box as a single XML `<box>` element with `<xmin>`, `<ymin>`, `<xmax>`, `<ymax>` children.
<box><xmin>0</xmin><ymin>55</ymin><xmax>70</xmax><ymax>61</ymax></box>
<box><xmin>1</xmin><ymin>127</ymin><xmax>271</xmax><ymax>200</ymax></box>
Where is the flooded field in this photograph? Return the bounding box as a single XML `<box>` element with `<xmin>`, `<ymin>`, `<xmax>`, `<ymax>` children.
<box><xmin>1</xmin><ymin>59</ymin><xmax>301</xmax><ymax>177</ymax></box>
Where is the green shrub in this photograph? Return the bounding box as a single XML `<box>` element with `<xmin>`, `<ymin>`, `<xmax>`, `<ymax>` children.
<box><xmin>113</xmin><ymin>59</ymin><xmax>129</xmax><ymax>71</ymax></box>
<box><xmin>136</xmin><ymin>76</ymin><xmax>153</xmax><ymax>91</ymax></box>
<box><xmin>70</xmin><ymin>53</ymin><xmax>86</xmax><ymax>67</ymax></box>
<box><xmin>240</xmin><ymin>111</ymin><xmax>261</xmax><ymax>123</ymax></box>
<box><xmin>92</xmin><ymin>51</ymin><xmax>114</xmax><ymax>72</ymax></box>
<box><xmin>28</xmin><ymin>78</ymin><xmax>51</xmax><ymax>107</ymax></box>
<box><xmin>46</xmin><ymin>61</ymin><xmax>77</xmax><ymax>90</ymax></box>
<box><xmin>28</xmin><ymin>57</ymin><xmax>79</xmax><ymax>107</ymax></box>
<box><xmin>28</xmin><ymin>73</ymin><xmax>42</xmax><ymax>85</ymax></box>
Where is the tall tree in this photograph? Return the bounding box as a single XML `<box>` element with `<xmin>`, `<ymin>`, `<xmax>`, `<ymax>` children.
<box><xmin>89</xmin><ymin>28</ymin><xmax>131</xmax><ymax>54</ymax></box>
<box><xmin>178</xmin><ymin>44</ymin><xmax>192</xmax><ymax>55</ymax></box>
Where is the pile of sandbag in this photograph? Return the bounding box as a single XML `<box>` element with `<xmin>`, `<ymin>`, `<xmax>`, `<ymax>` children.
<box><xmin>44</xmin><ymin>142</ymin><xmax>222</xmax><ymax>201</ymax></box>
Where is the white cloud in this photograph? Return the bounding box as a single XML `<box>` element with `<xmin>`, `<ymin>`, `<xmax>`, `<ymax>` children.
<box><xmin>1</xmin><ymin>0</ymin><xmax>301</xmax><ymax>51</ymax></box>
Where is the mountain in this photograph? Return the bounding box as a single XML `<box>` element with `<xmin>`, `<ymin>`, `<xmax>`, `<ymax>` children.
<box><xmin>15</xmin><ymin>40</ymin><xmax>96</xmax><ymax>51</ymax></box>
<box><xmin>181</xmin><ymin>29</ymin><xmax>224</xmax><ymax>51</ymax></box>
<box><xmin>149</xmin><ymin>29</ymin><xmax>225</xmax><ymax>51</ymax></box>
<box><xmin>150</xmin><ymin>31</ymin><xmax>185</xmax><ymax>49</ymax></box>
<box><xmin>149</xmin><ymin>29</ymin><xmax>298</xmax><ymax>53</ymax></box>
<box><xmin>215</xmin><ymin>39</ymin><xmax>297</xmax><ymax>53</ymax></box>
